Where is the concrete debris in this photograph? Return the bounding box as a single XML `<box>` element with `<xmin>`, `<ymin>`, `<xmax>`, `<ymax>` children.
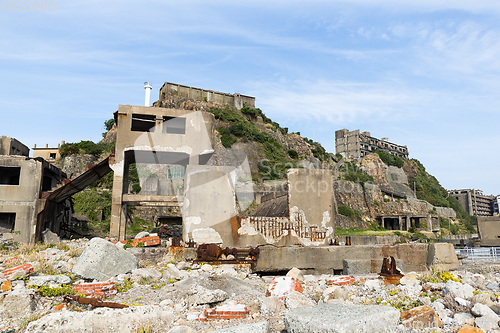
<box><xmin>25</xmin><ymin>305</ymin><xmax>175</xmax><ymax>333</ymax></box>
<box><xmin>284</xmin><ymin>303</ymin><xmax>400</xmax><ymax>333</ymax></box>
<box><xmin>211</xmin><ymin>321</ymin><xmax>268</xmax><ymax>333</ymax></box>
<box><xmin>3</xmin><ymin>237</ymin><xmax>500</xmax><ymax>333</ymax></box>
<box><xmin>27</xmin><ymin>275</ymin><xmax>71</xmax><ymax>287</ymax></box>
<box><xmin>41</xmin><ymin>229</ymin><xmax>60</xmax><ymax>244</ymax></box>
<box><xmin>72</xmin><ymin>237</ymin><xmax>138</xmax><ymax>281</ymax></box>
<box><xmin>443</xmin><ymin>280</ymin><xmax>475</xmax><ymax>299</ymax></box>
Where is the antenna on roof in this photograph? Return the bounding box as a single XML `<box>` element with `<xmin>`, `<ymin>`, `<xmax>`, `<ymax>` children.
<box><xmin>144</xmin><ymin>82</ymin><xmax>152</xmax><ymax>106</ymax></box>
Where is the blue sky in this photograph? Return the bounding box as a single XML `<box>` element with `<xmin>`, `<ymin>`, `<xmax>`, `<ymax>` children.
<box><xmin>1</xmin><ymin>1</ymin><xmax>499</xmax><ymax>195</ymax></box>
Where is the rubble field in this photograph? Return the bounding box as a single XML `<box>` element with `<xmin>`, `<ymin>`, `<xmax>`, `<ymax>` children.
<box><xmin>0</xmin><ymin>237</ymin><xmax>500</xmax><ymax>333</ymax></box>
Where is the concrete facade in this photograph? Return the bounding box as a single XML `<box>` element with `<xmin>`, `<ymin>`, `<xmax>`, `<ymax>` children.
<box><xmin>335</xmin><ymin>129</ymin><xmax>409</xmax><ymax>160</ymax></box>
<box><xmin>0</xmin><ymin>155</ymin><xmax>67</xmax><ymax>244</ymax></box>
<box><xmin>237</xmin><ymin>169</ymin><xmax>335</xmax><ymax>247</ymax></box>
<box><xmin>109</xmin><ymin>105</ymin><xmax>216</xmax><ymax>240</ymax></box>
<box><xmin>0</xmin><ymin>136</ymin><xmax>29</xmax><ymax>156</ymax></box>
<box><xmin>32</xmin><ymin>142</ymin><xmax>64</xmax><ymax>163</ymax></box>
<box><xmin>448</xmin><ymin>189</ymin><xmax>494</xmax><ymax>216</ymax></box>
<box><xmin>159</xmin><ymin>82</ymin><xmax>255</xmax><ymax>110</ymax></box>
<box><xmin>477</xmin><ymin>216</ymin><xmax>500</xmax><ymax>246</ymax></box>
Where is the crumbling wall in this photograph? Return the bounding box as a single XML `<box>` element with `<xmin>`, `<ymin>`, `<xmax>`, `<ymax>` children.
<box><xmin>0</xmin><ymin>156</ymin><xmax>43</xmax><ymax>244</ymax></box>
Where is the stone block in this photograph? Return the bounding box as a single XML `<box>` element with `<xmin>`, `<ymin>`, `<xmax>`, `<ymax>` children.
<box><xmin>427</xmin><ymin>243</ymin><xmax>459</xmax><ymax>271</ymax></box>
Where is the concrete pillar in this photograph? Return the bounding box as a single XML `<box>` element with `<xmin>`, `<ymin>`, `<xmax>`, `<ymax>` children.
<box><xmin>110</xmin><ymin>161</ymin><xmax>126</xmax><ymax>240</ymax></box>
<box><xmin>381</xmin><ymin>217</ymin><xmax>385</xmax><ymax>229</ymax></box>
<box><xmin>427</xmin><ymin>215</ymin><xmax>432</xmax><ymax>231</ymax></box>
<box><xmin>398</xmin><ymin>216</ymin><xmax>403</xmax><ymax>231</ymax></box>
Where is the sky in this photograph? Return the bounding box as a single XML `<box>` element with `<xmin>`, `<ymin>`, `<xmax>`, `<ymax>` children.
<box><xmin>0</xmin><ymin>0</ymin><xmax>499</xmax><ymax>195</ymax></box>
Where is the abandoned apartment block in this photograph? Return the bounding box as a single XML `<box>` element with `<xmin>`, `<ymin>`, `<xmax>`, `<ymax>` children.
<box><xmin>0</xmin><ymin>137</ymin><xmax>70</xmax><ymax>244</ymax></box>
<box><xmin>335</xmin><ymin>129</ymin><xmax>409</xmax><ymax>160</ymax></box>
<box><xmin>448</xmin><ymin>189</ymin><xmax>495</xmax><ymax>217</ymax></box>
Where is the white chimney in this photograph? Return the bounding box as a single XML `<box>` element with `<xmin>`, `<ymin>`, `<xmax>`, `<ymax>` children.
<box><xmin>144</xmin><ymin>82</ymin><xmax>152</xmax><ymax>106</ymax></box>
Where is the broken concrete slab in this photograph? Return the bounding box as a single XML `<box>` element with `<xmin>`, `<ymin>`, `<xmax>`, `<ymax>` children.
<box><xmin>427</xmin><ymin>243</ymin><xmax>459</xmax><ymax>271</ymax></box>
<box><xmin>284</xmin><ymin>303</ymin><xmax>400</xmax><ymax>333</ymax></box>
<box><xmin>72</xmin><ymin>237</ymin><xmax>138</xmax><ymax>281</ymax></box>
<box><xmin>0</xmin><ymin>286</ymin><xmax>36</xmax><ymax>318</ymax></box>
<box><xmin>25</xmin><ymin>305</ymin><xmax>175</xmax><ymax>332</ymax></box>
<box><xmin>27</xmin><ymin>275</ymin><xmax>71</xmax><ymax>287</ymax></box>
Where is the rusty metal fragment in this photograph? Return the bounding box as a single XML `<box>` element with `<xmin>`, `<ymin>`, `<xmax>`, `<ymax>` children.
<box><xmin>64</xmin><ymin>295</ymin><xmax>128</xmax><ymax>309</ymax></box>
<box><xmin>195</xmin><ymin>244</ymin><xmax>259</xmax><ymax>264</ymax></box>
<box><xmin>378</xmin><ymin>256</ymin><xmax>403</xmax><ymax>286</ymax></box>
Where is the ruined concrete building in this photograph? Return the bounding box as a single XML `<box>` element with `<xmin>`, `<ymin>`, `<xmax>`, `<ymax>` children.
<box><xmin>448</xmin><ymin>189</ymin><xmax>495</xmax><ymax>217</ymax></box>
<box><xmin>335</xmin><ymin>129</ymin><xmax>409</xmax><ymax>160</ymax></box>
<box><xmin>32</xmin><ymin>142</ymin><xmax>65</xmax><ymax>163</ymax></box>
<box><xmin>0</xmin><ymin>136</ymin><xmax>29</xmax><ymax>157</ymax></box>
<box><xmin>0</xmin><ymin>137</ymin><xmax>70</xmax><ymax>244</ymax></box>
<box><xmin>158</xmin><ymin>82</ymin><xmax>255</xmax><ymax>110</ymax></box>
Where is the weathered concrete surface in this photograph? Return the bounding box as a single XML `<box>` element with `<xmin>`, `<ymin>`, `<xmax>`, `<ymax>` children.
<box><xmin>25</xmin><ymin>305</ymin><xmax>175</xmax><ymax>333</ymax></box>
<box><xmin>72</xmin><ymin>238</ymin><xmax>138</xmax><ymax>281</ymax></box>
<box><xmin>427</xmin><ymin>243</ymin><xmax>459</xmax><ymax>271</ymax></box>
<box><xmin>253</xmin><ymin>243</ymin><xmax>430</xmax><ymax>273</ymax></box>
<box><xmin>343</xmin><ymin>258</ymin><xmax>404</xmax><ymax>275</ymax></box>
<box><xmin>284</xmin><ymin>303</ymin><xmax>400</xmax><ymax>333</ymax></box>
<box><xmin>287</xmin><ymin>169</ymin><xmax>334</xmax><ymax>246</ymax></box>
<box><xmin>212</xmin><ymin>321</ymin><xmax>268</xmax><ymax>333</ymax></box>
<box><xmin>478</xmin><ymin>216</ymin><xmax>500</xmax><ymax>246</ymax></box>
<box><xmin>0</xmin><ymin>289</ymin><xmax>36</xmax><ymax>319</ymax></box>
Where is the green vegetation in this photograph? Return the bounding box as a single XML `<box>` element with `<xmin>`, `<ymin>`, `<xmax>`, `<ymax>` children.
<box><xmin>116</xmin><ymin>279</ymin><xmax>133</xmax><ymax>293</ymax></box>
<box><xmin>373</xmin><ymin>149</ymin><xmax>404</xmax><ymax>168</ymax></box>
<box><xmin>340</xmin><ymin>162</ymin><xmax>374</xmax><ymax>185</ymax></box>
<box><xmin>337</xmin><ymin>205</ymin><xmax>363</xmax><ymax>218</ymax></box>
<box><xmin>60</xmin><ymin>140</ymin><xmax>115</xmax><ymax>158</ymax></box>
<box><xmin>287</xmin><ymin>149</ymin><xmax>299</xmax><ymax>159</ymax></box>
<box><xmin>31</xmin><ymin>284</ymin><xmax>75</xmax><ymax>297</ymax></box>
<box><xmin>335</xmin><ymin>223</ymin><xmax>388</xmax><ymax>235</ymax></box>
<box><xmin>73</xmin><ymin>189</ymin><xmax>112</xmax><ymax>235</ymax></box>
<box><xmin>209</xmin><ymin>105</ymin><xmax>297</xmax><ymax>180</ymax></box>
<box><xmin>408</xmin><ymin>159</ymin><xmax>476</xmax><ymax>234</ymax></box>
<box><xmin>126</xmin><ymin>217</ymin><xmax>155</xmax><ymax>237</ymax></box>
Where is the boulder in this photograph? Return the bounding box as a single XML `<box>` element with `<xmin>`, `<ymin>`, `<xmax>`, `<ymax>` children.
<box><xmin>131</xmin><ymin>268</ymin><xmax>162</xmax><ymax>283</ymax></box>
<box><xmin>471</xmin><ymin>303</ymin><xmax>499</xmax><ymax>318</ymax></box>
<box><xmin>72</xmin><ymin>238</ymin><xmax>138</xmax><ymax>281</ymax></box>
<box><xmin>41</xmin><ymin>229</ymin><xmax>60</xmax><ymax>244</ymax></box>
<box><xmin>284</xmin><ymin>290</ymin><xmax>316</xmax><ymax>309</ymax></box>
<box><xmin>400</xmin><ymin>305</ymin><xmax>442</xmax><ymax>329</ymax></box>
<box><xmin>26</xmin><ymin>305</ymin><xmax>175</xmax><ymax>332</ymax></box>
<box><xmin>27</xmin><ymin>275</ymin><xmax>71</xmax><ymax>287</ymax></box>
<box><xmin>286</xmin><ymin>267</ymin><xmax>304</xmax><ymax>283</ymax></box>
<box><xmin>427</xmin><ymin>243</ymin><xmax>459</xmax><ymax>270</ymax></box>
<box><xmin>284</xmin><ymin>303</ymin><xmax>400</xmax><ymax>333</ymax></box>
<box><xmin>212</xmin><ymin>321</ymin><xmax>269</xmax><ymax>333</ymax></box>
<box><xmin>443</xmin><ymin>281</ymin><xmax>474</xmax><ymax>299</ymax></box>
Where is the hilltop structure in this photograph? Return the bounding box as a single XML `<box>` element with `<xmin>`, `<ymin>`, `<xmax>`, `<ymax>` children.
<box><xmin>335</xmin><ymin>129</ymin><xmax>409</xmax><ymax>160</ymax></box>
<box><xmin>448</xmin><ymin>189</ymin><xmax>495</xmax><ymax>217</ymax></box>
<box><xmin>32</xmin><ymin>142</ymin><xmax>65</xmax><ymax>163</ymax></box>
